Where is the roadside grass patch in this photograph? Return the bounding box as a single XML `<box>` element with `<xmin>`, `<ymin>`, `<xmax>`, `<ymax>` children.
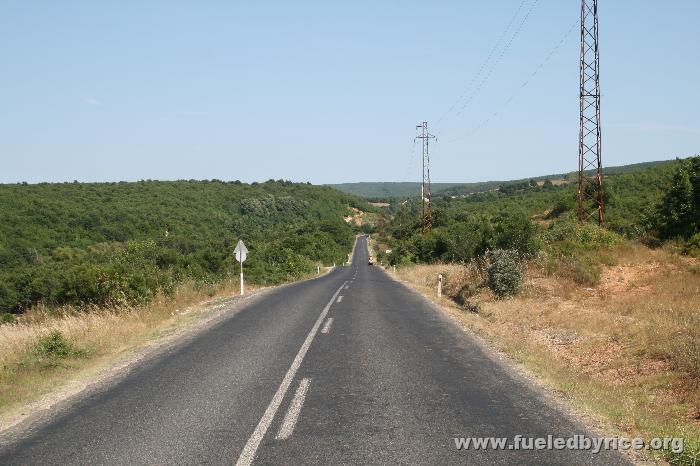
<box><xmin>557</xmin><ymin>256</ymin><xmax>601</xmax><ymax>286</ymax></box>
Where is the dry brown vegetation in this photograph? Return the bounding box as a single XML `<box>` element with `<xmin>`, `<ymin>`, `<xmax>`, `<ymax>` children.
<box><xmin>395</xmin><ymin>243</ymin><xmax>700</xmax><ymax>462</ymax></box>
<box><xmin>0</xmin><ymin>279</ymin><xmax>264</xmax><ymax>420</ymax></box>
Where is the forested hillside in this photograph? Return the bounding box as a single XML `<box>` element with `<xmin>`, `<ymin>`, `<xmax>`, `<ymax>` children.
<box><xmin>329</xmin><ymin>159</ymin><xmax>673</xmax><ymax>200</ymax></box>
<box><xmin>0</xmin><ymin>180</ymin><xmax>370</xmax><ymax>313</ymax></box>
<box><xmin>374</xmin><ymin>156</ymin><xmax>698</xmax><ymax>267</ymax></box>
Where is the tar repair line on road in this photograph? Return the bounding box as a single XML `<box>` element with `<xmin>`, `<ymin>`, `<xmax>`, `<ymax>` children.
<box><xmin>235</xmin><ymin>280</ymin><xmax>347</xmax><ymax>466</ymax></box>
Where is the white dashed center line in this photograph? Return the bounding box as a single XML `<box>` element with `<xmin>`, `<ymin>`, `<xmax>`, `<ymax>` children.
<box><xmin>321</xmin><ymin>317</ymin><xmax>334</xmax><ymax>334</ymax></box>
<box><xmin>337</xmin><ymin>295</ymin><xmax>343</xmax><ymax>303</ymax></box>
<box><xmin>275</xmin><ymin>378</ymin><xmax>311</xmax><ymax>440</ymax></box>
<box><xmin>235</xmin><ymin>281</ymin><xmax>346</xmax><ymax>466</ymax></box>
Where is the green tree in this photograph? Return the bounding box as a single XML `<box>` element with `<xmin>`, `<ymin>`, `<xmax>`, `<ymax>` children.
<box><xmin>492</xmin><ymin>211</ymin><xmax>541</xmax><ymax>257</ymax></box>
<box><xmin>658</xmin><ymin>160</ymin><xmax>694</xmax><ymax>238</ymax></box>
<box><xmin>441</xmin><ymin>215</ymin><xmax>491</xmax><ymax>262</ymax></box>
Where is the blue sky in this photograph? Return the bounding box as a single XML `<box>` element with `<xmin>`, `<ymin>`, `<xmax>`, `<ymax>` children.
<box><xmin>1</xmin><ymin>1</ymin><xmax>698</xmax><ymax>184</ymax></box>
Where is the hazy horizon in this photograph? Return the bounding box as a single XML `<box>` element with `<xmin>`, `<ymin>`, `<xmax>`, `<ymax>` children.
<box><xmin>1</xmin><ymin>155</ymin><xmax>685</xmax><ymax>187</ymax></box>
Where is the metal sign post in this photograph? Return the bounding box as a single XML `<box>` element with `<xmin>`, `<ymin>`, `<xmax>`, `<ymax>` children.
<box><xmin>234</xmin><ymin>240</ymin><xmax>248</xmax><ymax>295</ymax></box>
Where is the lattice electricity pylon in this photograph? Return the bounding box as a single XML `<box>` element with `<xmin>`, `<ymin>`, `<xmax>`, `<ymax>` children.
<box><xmin>578</xmin><ymin>0</ymin><xmax>604</xmax><ymax>225</ymax></box>
<box><xmin>415</xmin><ymin>122</ymin><xmax>436</xmax><ymax>233</ymax></box>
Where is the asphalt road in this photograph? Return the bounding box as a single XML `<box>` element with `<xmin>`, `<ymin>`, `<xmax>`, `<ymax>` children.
<box><xmin>0</xmin><ymin>236</ymin><xmax>629</xmax><ymax>465</ymax></box>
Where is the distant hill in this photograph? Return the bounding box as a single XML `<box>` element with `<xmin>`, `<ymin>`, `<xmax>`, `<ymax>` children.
<box><xmin>323</xmin><ymin>182</ymin><xmax>465</xmax><ymax>199</ymax></box>
<box><xmin>328</xmin><ymin>159</ymin><xmax>676</xmax><ymax>199</ymax></box>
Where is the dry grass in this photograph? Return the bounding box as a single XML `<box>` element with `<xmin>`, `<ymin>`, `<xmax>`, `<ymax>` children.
<box><xmin>395</xmin><ymin>244</ymin><xmax>700</xmax><ymax>463</ymax></box>
<box><xmin>0</xmin><ymin>278</ymin><xmax>262</xmax><ymax>418</ymax></box>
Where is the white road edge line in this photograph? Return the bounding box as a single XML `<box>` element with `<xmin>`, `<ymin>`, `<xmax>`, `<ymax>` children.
<box><xmin>320</xmin><ymin>317</ymin><xmax>334</xmax><ymax>334</ymax></box>
<box><xmin>234</xmin><ymin>281</ymin><xmax>347</xmax><ymax>466</ymax></box>
<box><xmin>275</xmin><ymin>378</ymin><xmax>311</xmax><ymax>440</ymax></box>
<box><xmin>336</xmin><ymin>295</ymin><xmax>343</xmax><ymax>303</ymax></box>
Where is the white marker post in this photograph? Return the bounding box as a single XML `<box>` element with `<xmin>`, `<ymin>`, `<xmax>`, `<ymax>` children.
<box><xmin>235</xmin><ymin>240</ymin><xmax>248</xmax><ymax>296</ymax></box>
<box><xmin>438</xmin><ymin>274</ymin><xmax>443</xmax><ymax>298</ymax></box>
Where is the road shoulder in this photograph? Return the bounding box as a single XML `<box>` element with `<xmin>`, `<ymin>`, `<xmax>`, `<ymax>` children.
<box><xmin>0</xmin><ymin>269</ymin><xmax>337</xmax><ymax>442</ymax></box>
<box><xmin>378</xmin><ymin>265</ymin><xmax>652</xmax><ymax>465</ymax></box>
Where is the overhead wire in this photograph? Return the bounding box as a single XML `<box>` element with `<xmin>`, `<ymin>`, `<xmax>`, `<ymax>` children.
<box><xmin>436</xmin><ymin>0</ymin><xmax>540</xmax><ymax>136</ymax></box>
<box><xmin>400</xmin><ymin>136</ymin><xmax>420</xmax><ymax>184</ymax></box>
<box><xmin>436</xmin><ymin>0</ymin><xmax>528</xmax><ymax>126</ymax></box>
<box><xmin>445</xmin><ymin>18</ymin><xmax>580</xmax><ymax>143</ymax></box>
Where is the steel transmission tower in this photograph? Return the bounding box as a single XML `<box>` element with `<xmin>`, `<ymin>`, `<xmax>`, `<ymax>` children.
<box><xmin>578</xmin><ymin>0</ymin><xmax>604</xmax><ymax>225</ymax></box>
<box><xmin>416</xmin><ymin>122</ymin><xmax>436</xmax><ymax>233</ymax></box>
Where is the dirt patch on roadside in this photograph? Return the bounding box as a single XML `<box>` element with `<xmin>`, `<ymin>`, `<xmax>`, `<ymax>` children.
<box><xmin>599</xmin><ymin>263</ymin><xmax>659</xmax><ymax>294</ymax></box>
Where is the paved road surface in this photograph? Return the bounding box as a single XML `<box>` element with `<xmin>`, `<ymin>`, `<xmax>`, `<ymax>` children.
<box><xmin>0</xmin><ymin>237</ymin><xmax>629</xmax><ymax>465</ymax></box>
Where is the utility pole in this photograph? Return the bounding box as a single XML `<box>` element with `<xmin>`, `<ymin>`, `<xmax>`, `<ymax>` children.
<box><xmin>415</xmin><ymin>121</ymin><xmax>435</xmax><ymax>233</ymax></box>
<box><xmin>578</xmin><ymin>0</ymin><xmax>604</xmax><ymax>225</ymax></box>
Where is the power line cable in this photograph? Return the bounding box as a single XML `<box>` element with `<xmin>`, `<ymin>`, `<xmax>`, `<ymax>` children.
<box><xmin>436</xmin><ymin>0</ymin><xmax>540</xmax><ymax>139</ymax></box>
<box><xmin>445</xmin><ymin>19</ymin><xmax>579</xmax><ymax>143</ymax></box>
<box><xmin>444</xmin><ymin>0</ymin><xmax>539</xmax><ymax>128</ymax></box>
<box><xmin>401</xmin><ymin>137</ymin><xmax>420</xmax><ymax>183</ymax></box>
<box><xmin>436</xmin><ymin>0</ymin><xmax>528</xmax><ymax>125</ymax></box>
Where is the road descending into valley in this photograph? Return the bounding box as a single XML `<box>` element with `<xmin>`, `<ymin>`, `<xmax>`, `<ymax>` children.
<box><xmin>0</xmin><ymin>237</ymin><xmax>629</xmax><ymax>465</ymax></box>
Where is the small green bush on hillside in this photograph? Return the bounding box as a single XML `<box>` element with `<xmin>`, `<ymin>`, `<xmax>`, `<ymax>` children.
<box><xmin>486</xmin><ymin>249</ymin><xmax>522</xmax><ymax>298</ymax></box>
<box><xmin>544</xmin><ymin>218</ymin><xmax>623</xmax><ymax>250</ymax></box>
<box><xmin>684</xmin><ymin>233</ymin><xmax>700</xmax><ymax>258</ymax></box>
<box><xmin>557</xmin><ymin>256</ymin><xmax>601</xmax><ymax>286</ymax></box>
<box><xmin>32</xmin><ymin>331</ymin><xmax>85</xmax><ymax>362</ymax></box>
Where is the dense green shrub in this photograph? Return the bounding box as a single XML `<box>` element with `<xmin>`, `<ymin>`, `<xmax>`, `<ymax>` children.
<box><xmin>492</xmin><ymin>211</ymin><xmax>541</xmax><ymax>257</ymax></box>
<box><xmin>486</xmin><ymin>249</ymin><xmax>522</xmax><ymax>298</ymax></box>
<box><xmin>544</xmin><ymin>218</ymin><xmax>622</xmax><ymax>250</ymax></box>
<box><xmin>389</xmin><ymin>211</ymin><xmax>541</xmax><ymax>265</ymax></box>
<box><xmin>408</xmin><ymin>233</ymin><xmax>446</xmax><ymax>263</ymax></box>
<box><xmin>545</xmin><ymin>195</ymin><xmax>574</xmax><ymax>219</ymax></box>
<box><xmin>32</xmin><ymin>331</ymin><xmax>84</xmax><ymax>359</ymax></box>
<box><xmin>656</xmin><ymin>156</ymin><xmax>700</xmax><ymax>239</ymax></box>
<box><xmin>440</xmin><ymin>215</ymin><xmax>492</xmax><ymax>262</ymax></box>
<box><xmin>685</xmin><ymin>233</ymin><xmax>700</xmax><ymax>258</ymax></box>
